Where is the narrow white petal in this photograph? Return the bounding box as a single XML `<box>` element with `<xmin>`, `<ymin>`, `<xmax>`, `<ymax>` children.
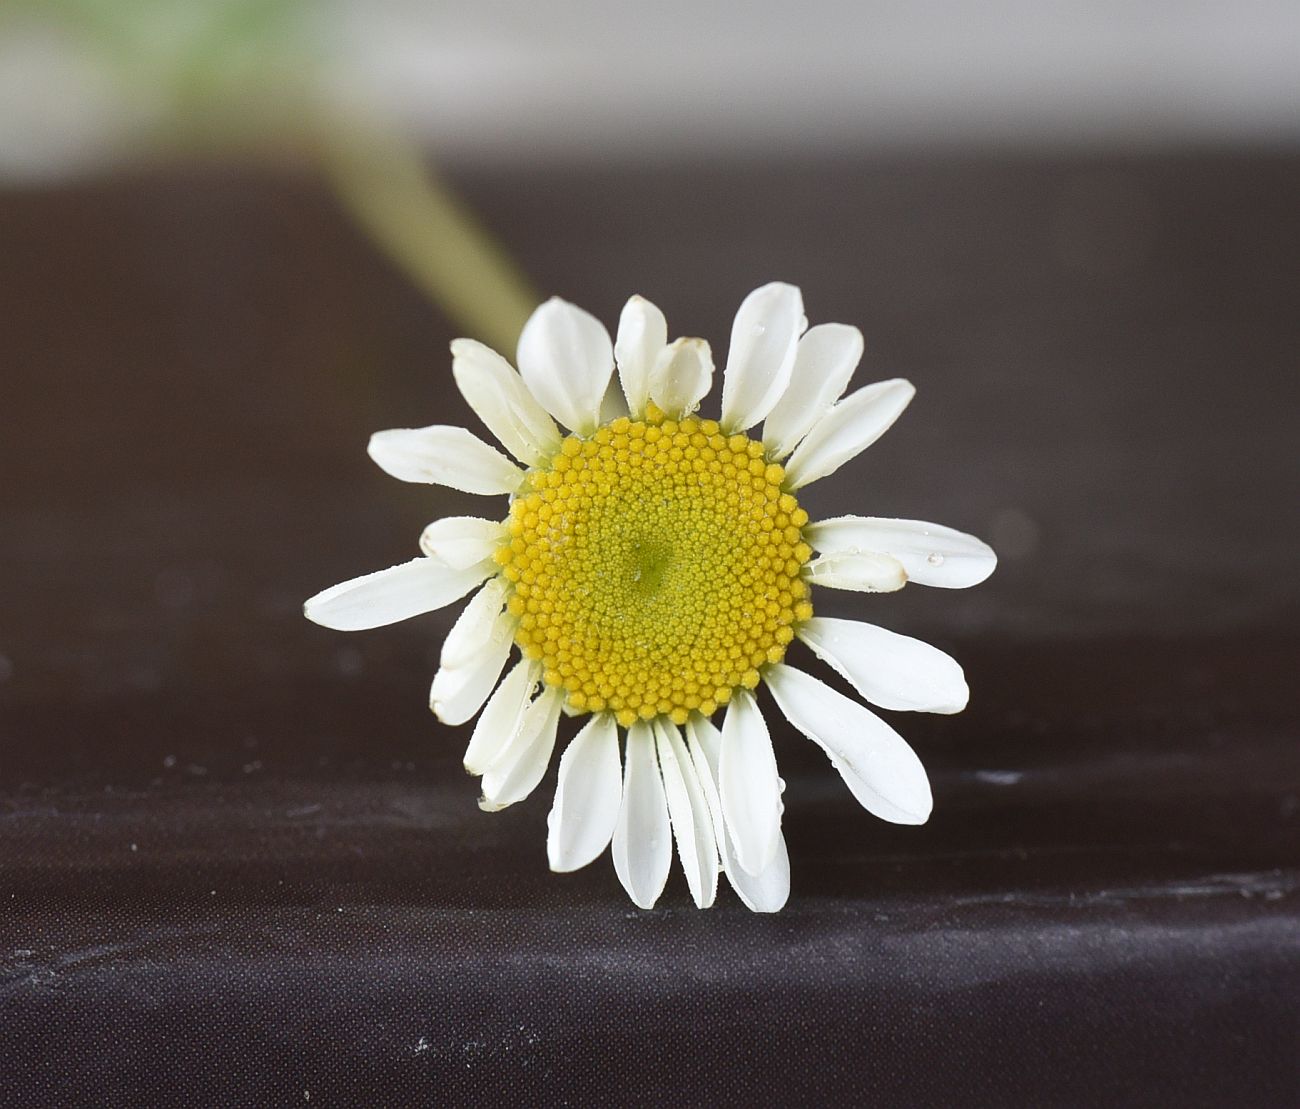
<box><xmin>728</xmin><ymin>832</ymin><xmax>791</xmax><ymax>913</ymax></box>
<box><xmin>516</xmin><ymin>297</ymin><xmax>614</xmax><ymax>435</ymax></box>
<box><xmin>685</xmin><ymin>713</ymin><xmax>723</xmax><ymax>772</ymax></box>
<box><xmin>766</xmin><ymin>664</ymin><xmax>933</xmax><ymax>825</ymax></box>
<box><xmin>798</xmin><ymin>617</ymin><xmax>969</xmax><ymax>715</ymax></box>
<box><xmin>805</xmin><ymin>516</ymin><xmax>998</xmax><ymax>589</ymax></box>
<box><xmin>479</xmin><ymin>685</ymin><xmax>564</xmax><ymax>810</ymax></box>
<box><xmin>463</xmin><ymin>658</ymin><xmax>538</xmax><ymax>775</ymax></box>
<box><xmin>612</xmin><ymin>722</ymin><xmax>672</xmax><ymax>910</ymax></box>
<box><xmin>429</xmin><ymin>587</ymin><xmax>516</xmax><ymax>726</ymax></box>
<box><xmin>429</xmin><ymin>636</ymin><xmax>513</xmax><ymax>727</ymax></box>
<box><xmin>686</xmin><ymin>717</ymin><xmax>790</xmax><ymax>913</ymax></box>
<box><xmin>418</xmin><ymin>516</ymin><xmax>507</xmax><ymax>570</ymax></box>
<box><xmin>720</xmin><ymin>282</ymin><xmax>805</xmax><ymax>432</ymax></box>
<box><xmin>719</xmin><ymin>689</ymin><xmax>783</xmax><ymax>876</ymax></box>
<box><xmin>304</xmin><ymin>557</ymin><xmax>493</xmax><ymax>632</ymax></box>
<box><xmin>547</xmin><ymin>714</ymin><xmax>622</xmax><ymax>872</ymax></box>
<box><xmin>654</xmin><ymin>720</ymin><xmax>719</xmax><ymax>909</ymax></box>
<box><xmin>784</xmin><ymin>379</ymin><xmax>915</xmax><ymax>490</ymax></box>
<box><xmin>804</xmin><ymin>550</ymin><xmax>908</xmax><ymax>593</ymax></box>
<box><xmin>435</xmin><ymin>577</ymin><xmax>508</xmax><ymax>670</ymax></box>
<box><xmin>649</xmin><ymin>337</ymin><xmax>713</xmax><ymax>419</ymax></box>
<box><xmin>368</xmin><ymin>426</ymin><xmax>523</xmax><ymax>495</ymax></box>
<box><xmin>684</xmin><ymin>717</ymin><xmax>728</xmax><ymax>864</ymax></box>
<box><xmin>762</xmin><ymin>323</ymin><xmax>863</xmax><ymax>459</ymax></box>
<box><xmin>614</xmin><ymin>294</ymin><xmax>668</xmax><ymax>417</ymax></box>
<box><xmin>450</xmin><ymin>338</ymin><xmax>561</xmax><ymax>467</ymax></box>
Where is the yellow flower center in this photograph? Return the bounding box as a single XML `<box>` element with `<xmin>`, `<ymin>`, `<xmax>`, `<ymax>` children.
<box><xmin>494</xmin><ymin>409</ymin><xmax>814</xmax><ymax>728</ymax></box>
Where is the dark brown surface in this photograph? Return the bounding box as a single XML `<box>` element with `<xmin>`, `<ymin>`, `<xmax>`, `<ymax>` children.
<box><xmin>1</xmin><ymin>152</ymin><xmax>1298</xmax><ymax>1106</ymax></box>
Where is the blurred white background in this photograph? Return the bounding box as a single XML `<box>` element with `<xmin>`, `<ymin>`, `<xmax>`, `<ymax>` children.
<box><xmin>346</xmin><ymin>0</ymin><xmax>1300</xmax><ymax>158</ymax></box>
<box><xmin>2</xmin><ymin>0</ymin><xmax>1299</xmax><ymax>178</ymax></box>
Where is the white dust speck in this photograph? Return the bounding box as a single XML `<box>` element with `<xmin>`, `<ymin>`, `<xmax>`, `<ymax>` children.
<box><xmin>975</xmin><ymin>769</ymin><xmax>1024</xmax><ymax>786</ymax></box>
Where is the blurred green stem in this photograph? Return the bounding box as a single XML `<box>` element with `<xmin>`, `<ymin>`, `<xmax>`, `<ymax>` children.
<box><xmin>317</xmin><ymin>121</ymin><xmax>539</xmax><ymax>354</ymax></box>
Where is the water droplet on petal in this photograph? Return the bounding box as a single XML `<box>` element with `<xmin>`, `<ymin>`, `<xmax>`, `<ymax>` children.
<box><xmin>751</xmin><ymin>323</ymin><xmax>766</xmax><ymax>337</ymax></box>
<box><xmin>926</xmin><ymin>552</ymin><xmax>945</xmax><ymax>566</ymax></box>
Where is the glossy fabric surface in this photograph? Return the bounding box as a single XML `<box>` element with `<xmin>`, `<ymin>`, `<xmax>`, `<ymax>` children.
<box><xmin>1</xmin><ymin>154</ymin><xmax>1297</xmax><ymax>1106</ymax></box>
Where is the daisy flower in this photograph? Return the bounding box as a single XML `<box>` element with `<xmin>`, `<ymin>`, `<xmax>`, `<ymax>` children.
<box><xmin>305</xmin><ymin>283</ymin><xmax>996</xmax><ymax>912</ymax></box>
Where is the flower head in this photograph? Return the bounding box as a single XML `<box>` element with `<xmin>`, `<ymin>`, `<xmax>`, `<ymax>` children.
<box><xmin>305</xmin><ymin>283</ymin><xmax>995</xmax><ymax>911</ymax></box>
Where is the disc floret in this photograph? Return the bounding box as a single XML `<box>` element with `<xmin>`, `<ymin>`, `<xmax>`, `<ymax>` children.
<box><xmin>495</xmin><ymin>408</ymin><xmax>813</xmax><ymax>727</ymax></box>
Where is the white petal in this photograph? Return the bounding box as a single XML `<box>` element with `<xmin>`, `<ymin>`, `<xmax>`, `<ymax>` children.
<box><xmin>368</xmin><ymin>426</ymin><xmax>523</xmax><ymax>495</ymax></box>
<box><xmin>685</xmin><ymin>713</ymin><xmax>723</xmax><ymax>772</ymax></box>
<box><xmin>304</xmin><ymin>557</ymin><xmax>493</xmax><ymax>632</ymax></box>
<box><xmin>435</xmin><ymin>577</ymin><xmax>509</xmax><ymax>671</ymax></box>
<box><xmin>805</xmin><ymin>516</ymin><xmax>998</xmax><ymax>589</ymax></box>
<box><xmin>686</xmin><ymin>717</ymin><xmax>790</xmax><ymax>913</ymax></box>
<box><xmin>429</xmin><ymin>636</ymin><xmax>513</xmax><ymax>727</ymax></box>
<box><xmin>784</xmin><ymin>379</ymin><xmax>915</xmax><ymax>490</ymax></box>
<box><xmin>463</xmin><ymin>658</ymin><xmax>538</xmax><ymax>775</ymax></box>
<box><xmin>428</xmin><ymin>586</ymin><xmax>516</xmax><ymax>726</ymax></box>
<box><xmin>765</xmin><ymin>664</ymin><xmax>933</xmax><ymax>825</ymax></box>
<box><xmin>654</xmin><ymin>720</ymin><xmax>719</xmax><ymax>909</ymax></box>
<box><xmin>762</xmin><ymin>323</ymin><xmax>863</xmax><ymax>459</ymax></box>
<box><xmin>726</xmin><ymin>831</ymin><xmax>791</xmax><ymax>913</ymax></box>
<box><xmin>720</xmin><ymin>282</ymin><xmax>805</xmax><ymax>432</ymax></box>
<box><xmin>798</xmin><ymin>616</ymin><xmax>969</xmax><ymax>715</ymax></box>
<box><xmin>547</xmin><ymin>714</ymin><xmax>622</xmax><ymax>872</ymax></box>
<box><xmin>648</xmin><ymin>337</ymin><xmax>713</xmax><ymax>419</ymax></box>
<box><xmin>450</xmin><ymin>338</ymin><xmax>561</xmax><ymax>467</ymax></box>
<box><xmin>418</xmin><ymin>516</ymin><xmax>506</xmax><ymax>570</ymax></box>
<box><xmin>479</xmin><ymin>684</ymin><xmax>564</xmax><ymax>810</ymax></box>
<box><xmin>516</xmin><ymin>297</ymin><xmax>615</xmax><ymax>435</ymax></box>
<box><xmin>684</xmin><ymin>717</ymin><xmax>729</xmax><ymax>857</ymax></box>
<box><xmin>803</xmin><ymin>550</ymin><xmax>908</xmax><ymax>593</ymax></box>
<box><xmin>612</xmin><ymin>721</ymin><xmax>672</xmax><ymax>910</ymax></box>
<box><xmin>614</xmin><ymin>294</ymin><xmax>668</xmax><ymax>417</ymax></box>
<box><xmin>719</xmin><ymin>689</ymin><xmax>783</xmax><ymax>876</ymax></box>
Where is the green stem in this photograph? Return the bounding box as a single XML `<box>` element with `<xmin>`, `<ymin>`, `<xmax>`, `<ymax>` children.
<box><xmin>317</xmin><ymin>121</ymin><xmax>539</xmax><ymax>354</ymax></box>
